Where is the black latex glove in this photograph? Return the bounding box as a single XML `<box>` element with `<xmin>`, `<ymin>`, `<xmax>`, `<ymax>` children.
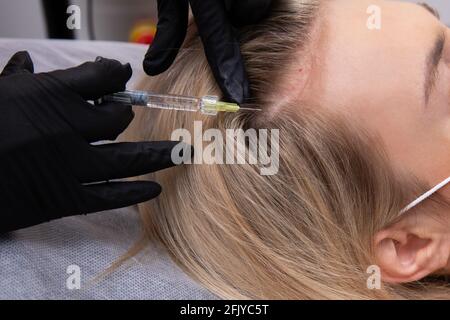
<box><xmin>0</xmin><ymin>51</ymin><xmax>185</xmax><ymax>233</ymax></box>
<box><xmin>143</xmin><ymin>0</ymin><xmax>272</xmax><ymax>104</ymax></box>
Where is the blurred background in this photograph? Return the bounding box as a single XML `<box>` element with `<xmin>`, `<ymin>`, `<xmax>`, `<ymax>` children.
<box><xmin>0</xmin><ymin>0</ymin><xmax>448</xmax><ymax>44</ymax></box>
<box><xmin>0</xmin><ymin>0</ymin><xmax>158</xmax><ymax>43</ymax></box>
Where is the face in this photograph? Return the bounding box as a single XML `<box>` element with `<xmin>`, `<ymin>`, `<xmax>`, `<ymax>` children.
<box><xmin>287</xmin><ymin>0</ymin><xmax>450</xmax><ymax>282</ymax></box>
<box><xmin>305</xmin><ymin>0</ymin><xmax>450</xmax><ymax>186</ymax></box>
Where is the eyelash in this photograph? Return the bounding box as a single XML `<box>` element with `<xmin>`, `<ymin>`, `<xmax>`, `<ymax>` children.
<box><xmin>443</xmin><ymin>34</ymin><xmax>449</xmax><ymax>66</ymax></box>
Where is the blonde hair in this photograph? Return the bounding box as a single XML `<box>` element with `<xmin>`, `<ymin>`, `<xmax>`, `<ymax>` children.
<box><xmin>123</xmin><ymin>0</ymin><xmax>449</xmax><ymax>299</ymax></box>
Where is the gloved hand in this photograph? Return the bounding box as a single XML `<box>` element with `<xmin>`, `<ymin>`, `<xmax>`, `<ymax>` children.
<box><xmin>143</xmin><ymin>0</ymin><xmax>272</xmax><ymax>104</ymax></box>
<box><xmin>0</xmin><ymin>51</ymin><xmax>186</xmax><ymax>233</ymax></box>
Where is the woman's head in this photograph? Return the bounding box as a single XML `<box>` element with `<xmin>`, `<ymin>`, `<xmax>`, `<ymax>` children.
<box><xmin>127</xmin><ymin>0</ymin><xmax>450</xmax><ymax>298</ymax></box>
<box><xmin>292</xmin><ymin>0</ymin><xmax>450</xmax><ymax>284</ymax></box>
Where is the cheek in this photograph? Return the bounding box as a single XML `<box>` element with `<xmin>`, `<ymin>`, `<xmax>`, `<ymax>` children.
<box><xmin>366</xmin><ymin>104</ymin><xmax>424</xmax><ymax>160</ymax></box>
<box><xmin>376</xmin><ymin>121</ymin><xmax>450</xmax><ymax>187</ymax></box>
<box><xmin>349</xmin><ymin>96</ymin><xmax>450</xmax><ymax>186</ymax></box>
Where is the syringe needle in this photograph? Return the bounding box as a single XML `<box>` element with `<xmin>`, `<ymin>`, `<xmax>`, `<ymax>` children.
<box><xmin>239</xmin><ymin>107</ymin><xmax>262</xmax><ymax>111</ymax></box>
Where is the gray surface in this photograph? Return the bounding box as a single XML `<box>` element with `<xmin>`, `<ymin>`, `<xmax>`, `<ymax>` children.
<box><xmin>0</xmin><ymin>39</ymin><xmax>216</xmax><ymax>300</ymax></box>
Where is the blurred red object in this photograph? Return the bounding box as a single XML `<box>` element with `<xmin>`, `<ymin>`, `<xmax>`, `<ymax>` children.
<box><xmin>129</xmin><ymin>21</ymin><xmax>157</xmax><ymax>44</ymax></box>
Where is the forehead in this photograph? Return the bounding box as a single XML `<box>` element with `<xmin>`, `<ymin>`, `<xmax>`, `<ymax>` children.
<box><xmin>322</xmin><ymin>0</ymin><xmax>437</xmax><ymax>42</ymax></box>
<box><xmin>302</xmin><ymin>0</ymin><xmax>440</xmax><ymax>111</ymax></box>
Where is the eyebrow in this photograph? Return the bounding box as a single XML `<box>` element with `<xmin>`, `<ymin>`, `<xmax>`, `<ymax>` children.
<box><xmin>424</xmin><ymin>30</ymin><xmax>445</xmax><ymax>104</ymax></box>
<box><xmin>416</xmin><ymin>3</ymin><xmax>444</xmax><ymax>103</ymax></box>
<box><xmin>418</xmin><ymin>3</ymin><xmax>440</xmax><ymax>19</ymax></box>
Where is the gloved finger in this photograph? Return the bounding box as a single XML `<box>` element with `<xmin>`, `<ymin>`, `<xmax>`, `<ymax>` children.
<box><xmin>224</xmin><ymin>0</ymin><xmax>272</xmax><ymax>27</ymax></box>
<box><xmin>49</xmin><ymin>57</ymin><xmax>132</xmax><ymax>100</ymax></box>
<box><xmin>81</xmin><ymin>181</ymin><xmax>162</xmax><ymax>214</ymax></box>
<box><xmin>82</xmin><ymin>101</ymin><xmax>134</xmax><ymax>142</ymax></box>
<box><xmin>0</xmin><ymin>51</ymin><xmax>34</xmax><ymax>77</ymax></box>
<box><xmin>55</xmin><ymin>100</ymin><xmax>134</xmax><ymax>143</ymax></box>
<box><xmin>76</xmin><ymin>141</ymin><xmax>190</xmax><ymax>183</ymax></box>
<box><xmin>189</xmin><ymin>0</ymin><xmax>250</xmax><ymax>104</ymax></box>
<box><xmin>143</xmin><ymin>0</ymin><xmax>189</xmax><ymax>76</ymax></box>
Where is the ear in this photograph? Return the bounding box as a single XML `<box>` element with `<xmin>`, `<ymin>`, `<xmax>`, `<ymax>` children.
<box><xmin>374</xmin><ymin>223</ymin><xmax>449</xmax><ymax>283</ymax></box>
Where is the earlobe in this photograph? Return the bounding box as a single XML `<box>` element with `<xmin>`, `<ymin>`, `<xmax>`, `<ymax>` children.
<box><xmin>374</xmin><ymin>227</ymin><xmax>446</xmax><ymax>283</ymax></box>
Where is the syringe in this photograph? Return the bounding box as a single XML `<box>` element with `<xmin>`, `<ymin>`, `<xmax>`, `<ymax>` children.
<box><xmin>101</xmin><ymin>90</ymin><xmax>260</xmax><ymax>116</ymax></box>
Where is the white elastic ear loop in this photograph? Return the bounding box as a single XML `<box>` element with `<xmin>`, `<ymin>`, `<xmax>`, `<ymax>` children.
<box><xmin>399</xmin><ymin>176</ymin><xmax>450</xmax><ymax>214</ymax></box>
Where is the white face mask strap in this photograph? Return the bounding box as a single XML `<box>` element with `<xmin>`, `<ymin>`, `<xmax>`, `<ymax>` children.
<box><xmin>399</xmin><ymin>176</ymin><xmax>450</xmax><ymax>215</ymax></box>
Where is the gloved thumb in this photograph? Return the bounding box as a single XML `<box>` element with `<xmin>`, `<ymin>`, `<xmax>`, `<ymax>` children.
<box><xmin>0</xmin><ymin>51</ymin><xmax>34</xmax><ymax>77</ymax></box>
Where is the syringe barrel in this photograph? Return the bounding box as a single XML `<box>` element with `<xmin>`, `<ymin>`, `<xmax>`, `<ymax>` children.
<box><xmin>104</xmin><ymin>90</ymin><xmax>200</xmax><ymax>112</ymax></box>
